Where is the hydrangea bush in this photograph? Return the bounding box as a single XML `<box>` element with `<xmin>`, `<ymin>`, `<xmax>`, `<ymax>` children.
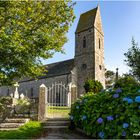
<box><xmin>70</xmin><ymin>87</ymin><xmax>140</xmax><ymax>139</ymax></box>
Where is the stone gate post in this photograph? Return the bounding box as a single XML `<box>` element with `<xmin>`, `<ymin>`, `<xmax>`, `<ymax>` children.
<box><xmin>71</xmin><ymin>84</ymin><xmax>77</xmax><ymax>104</ymax></box>
<box><xmin>38</xmin><ymin>84</ymin><xmax>47</xmax><ymax>121</ymax></box>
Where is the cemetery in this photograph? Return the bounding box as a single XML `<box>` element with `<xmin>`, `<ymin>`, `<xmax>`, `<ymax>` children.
<box><xmin>0</xmin><ymin>1</ymin><xmax>140</xmax><ymax>139</ymax></box>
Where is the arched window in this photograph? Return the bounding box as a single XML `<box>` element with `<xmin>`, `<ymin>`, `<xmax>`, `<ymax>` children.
<box><xmin>82</xmin><ymin>64</ymin><xmax>87</xmax><ymax>70</ymax></box>
<box><xmin>99</xmin><ymin>65</ymin><xmax>102</xmax><ymax>70</ymax></box>
<box><xmin>83</xmin><ymin>36</ymin><xmax>86</xmax><ymax>48</ymax></box>
<box><xmin>99</xmin><ymin>38</ymin><xmax>101</xmax><ymax>49</ymax></box>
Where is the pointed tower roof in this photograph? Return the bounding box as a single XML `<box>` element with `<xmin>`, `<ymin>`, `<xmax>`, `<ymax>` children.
<box><xmin>76</xmin><ymin>7</ymin><xmax>98</xmax><ymax>33</ymax></box>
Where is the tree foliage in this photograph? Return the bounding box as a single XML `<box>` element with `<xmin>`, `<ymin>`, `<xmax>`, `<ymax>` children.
<box><xmin>114</xmin><ymin>74</ymin><xmax>140</xmax><ymax>90</ymax></box>
<box><xmin>105</xmin><ymin>70</ymin><xmax>115</xmax><ymax>88</ymax></box>
<box><xmin>124</xmin><ymin>38</ymin><xmax>140</xmax><ymax>80</ymax></box>
<box><xmin>84</xmin><ymin>79</ymin><xmax>103</xmax><ymax>93</ymax></box>
<box><xmin>0</xmin><ymin>1</ymin><xmax>75</xmax><ymax>86</ymax></box>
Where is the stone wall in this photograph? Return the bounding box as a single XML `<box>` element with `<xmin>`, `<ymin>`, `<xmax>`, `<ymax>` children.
<box><xmin>75</xmin><ymin>28</ymin><xmax>95</xmax><ymax>96</ymax></box>
<box><xmin>0</xmin><ymin>73</ymin><xmax>72</xmax><ymax>98</ymax></box>
<box><xmin>94</xmin><ymin>6</ymin><xmax>105</xmax><ymax>88</ymax></box>
<box><xmin>74</xmin><ymin>6</ymin><xmax>105</xmax><ymax>96</ymax></box>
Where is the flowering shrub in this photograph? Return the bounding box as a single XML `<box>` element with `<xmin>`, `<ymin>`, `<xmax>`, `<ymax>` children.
<box><xmin>15</xmin><ymin>98</ymin><xmax>31</xmax><ymax>115</ymax></box>
<box><xmin>70</xmin><ymin>87</ymin><xmax>140</xmax><ymax>139</ymax></box>
<box><xmin>0</xmin><ymin>96</ymin><xmax>12</xmax><ymax>123</ymax></box>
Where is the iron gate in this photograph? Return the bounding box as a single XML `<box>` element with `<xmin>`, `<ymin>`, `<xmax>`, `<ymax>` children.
<box><xmin>46</xmin><ymin>82</ymin><xmax>70</xmax><ymax>118</ymax></box>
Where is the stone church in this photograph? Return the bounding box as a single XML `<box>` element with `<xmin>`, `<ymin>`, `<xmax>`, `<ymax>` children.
<box><xmin>0</xmin><ymin>6</ymin><xmax>105</xmax><ymax>103</ymax></box>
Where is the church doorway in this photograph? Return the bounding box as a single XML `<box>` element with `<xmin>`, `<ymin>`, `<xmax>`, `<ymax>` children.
<box><xmin>45</xmin><ymin>82</ymin><xmax>70</xmax><ymax>118</ymax></box>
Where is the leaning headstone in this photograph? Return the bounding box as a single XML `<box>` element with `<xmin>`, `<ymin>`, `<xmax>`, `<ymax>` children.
<box><xmin>38</xmin><ymin>84</ymin><xmax>47</xmax><ymax>121</ymax></box>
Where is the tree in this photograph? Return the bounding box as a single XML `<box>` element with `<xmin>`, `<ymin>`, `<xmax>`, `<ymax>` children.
<box><xmin>84</xmin><ymin>79</ymin><xmax>103</xmax><ymax>93</ymax></box>
<box><xmin>114</xmin><ymin>74</ymin><xmax>140</xmax><ymax>90</ymax></box>
<box><xmin>105</xmin><ymin>70</ymin><xmax>115</xmax><ymax>88</ymax></box>
<box><xmin>0</xmin><ymin>1</ymin><xmax>75</xmax><ymax>86</ymax></box>
<box><xmin>124</xmin><ymin>38</ymin><xmax>140</xmax><ymax>81</ymax></box>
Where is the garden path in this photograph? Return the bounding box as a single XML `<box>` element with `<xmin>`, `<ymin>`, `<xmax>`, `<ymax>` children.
<box><xmin>39</xmin><ymin>128</ymin><xmax>90</xmax><ymax>139</ymax></box>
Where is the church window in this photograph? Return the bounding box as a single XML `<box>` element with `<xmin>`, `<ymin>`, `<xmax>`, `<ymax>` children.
<box><xmin>99</xmin><ymin>65</ymin><xmax>102</xmax><ymax>70</ymax></box>
<box><xmin>83</xmin><ymin>36</ymin><xmax>86</xmax><ymax>48</ymax></box>
<box><xmin>82</xmin><ymin>64</ymin><xmax>87</xmax><ymax>70</ymax></box>
<box><xmin>99</xmin><ymin>38</ymin><xmax>101</xmax><ymax>49</ymax></box>
<box><xmin>31</xmin><ymin>88</ymin><xmax>33</xmax><ymax>97</ymax></box>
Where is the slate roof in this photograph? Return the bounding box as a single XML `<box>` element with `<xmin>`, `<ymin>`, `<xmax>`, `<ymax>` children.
<box><xmin>76</xmin><ymin>7</ymin><xmax>97</xmax><ymax>33</ymax></box>
<box><xmin>43</xmin><ymin>58</ymin><xmax>74</xmax><ymax>78</ymax></box>
<box><xmin>20</xmin><ymin>59</ymin><xmax>74</xmax><ymax>83</ymax></box>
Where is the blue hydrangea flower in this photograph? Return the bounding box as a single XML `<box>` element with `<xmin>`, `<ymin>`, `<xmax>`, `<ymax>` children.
<box><xmin>122</xmin><ymin>131</ymin><xmax>126</xmax><ymax>137</ymax></box>
<box><xmin>127</xmin><ymin>98</ymin><xmax>133</xmax><ymax>104</ymax></box>
<box><xmin>81</xmin><ymin>115</ymin><xmax>87</xmax><ymax>120</ymax></box>
<box><xmin>123</xmin><ymin>97</ymin><xmax>133</xmax><ymax>104</ymax></box>
<box><xmin>113</xmin><ymin>93</ymin><xmax>119</xmax><ymax>98</ymax></box>
<box><xmin>138</xmin><ymin>106</ymin><xmax>140</xmax><ymax>109</ymax></box>
<box><xmin>115</xmin><ymin>88</ymin><xmax>122</xmax><ymax>93</ymax></box>
<box><xmin>107</xmin><ymin>116</ymin><xmax>114</xmax><ymax>121</ymax></box>
<box><xmin>138</xmin><ymin>89</ymin><xmax>140</xmax><ymax>93</ymax></box>
<box><xmin>135</xmin><ymin>96</ymin><xmax>140</xmax><ymax>103</ymax></box>
<box><xmin>70</xmin><ymin>115</ymin><xmax>74</xmax><ymax>120</ymax></box>
<box><xmin>123</xmin><ymin>97</ymin><xmax>129</xmax><ymax>101</ymax></box>
<box><xmin>97</xmin><ymin>117</ymin><xmax>103</xmax><ymax>124</ymax></box>
<box><xmin>98</xmin><ymin>131</ymin><xmax>105</xmax><ymax>138</ymax></box>
<box><xmin>123</xmin><ymin>123</ymin><xmax>129</xmax><ymax>128</ymax></box>
<box><xmin>76</xmin><ymin>106</ymin><xmax>80</xmax><ymax>109</ymax></box>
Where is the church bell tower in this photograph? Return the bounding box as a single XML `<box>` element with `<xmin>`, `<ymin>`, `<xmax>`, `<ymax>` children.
<box><xmin>75</xmin><ymin>6</ymin><xmax>105</xmax><ymax>96</ymax></box>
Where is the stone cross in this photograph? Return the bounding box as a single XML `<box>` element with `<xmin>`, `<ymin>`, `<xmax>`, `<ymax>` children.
<box><xmin>13</xmin><ymin>82</ymin><xmax>19</xmax><ymax>99</ymax></box>
<box><xmin>38</xmin><ymin>84</ymin><xmax>47</xmax><ymax>121</ymax></box>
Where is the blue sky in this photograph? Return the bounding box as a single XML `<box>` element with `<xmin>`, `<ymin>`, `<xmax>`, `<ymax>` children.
<box><xmin>43</xmin><ymin>1</ymin><xmax>140</xmax><ymax>75</ymax></box>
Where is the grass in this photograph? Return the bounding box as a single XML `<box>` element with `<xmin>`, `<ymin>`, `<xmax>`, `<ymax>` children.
<box><xmin>0</xmin><ymin>121</ymin><xmax>43</xmax><ymax>139</ymax></box>
<box><xmin>46</xmin><ymin>106</ymin><xmax>70</xmax><ymax>118</ymax></box>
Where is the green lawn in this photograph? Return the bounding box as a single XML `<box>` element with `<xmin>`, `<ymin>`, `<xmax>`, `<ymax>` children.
<box><xmin>46</xmin><ymin>106</ymin><xmax>70</xmax><ymax>118</ymax></box>
<box><xmin>0</xmin><ymin>121</ymin><xmax>43</xmax><ymax>139</ymax></box>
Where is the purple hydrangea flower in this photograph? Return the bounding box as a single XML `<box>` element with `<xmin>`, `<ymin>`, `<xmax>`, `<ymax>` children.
<box><xmin>113</xmin><ymin>93</ymin><xmax>119</xmax><ymax>98</ymax></box>
<box><xmin>98</xmin><ymin>131</ymin><xmax>105</xmax><ymax>138</ymax></box>
<box><xmin>70</xmin><ymin>115</ymin><xmax>74</xmax><ymax>120</ymax></box>
<box><xmin>123</xmin><ymin>123</ymin><xmax>129</xmax><ymax>128</ymax></box>
<box><xmin>115</xmin><ymin>88</ymin><xmax>122</xmax><ymax>93</ymax></box>
<box><xmin>76</xmin><ymin>106</ymin><xmax>80</xmax><ymax>109</ymax></box>
<box><xmin>122</xmin><ymin>131</ymin><xmax>126</xmax><ymax>137</ymax></box>
<box><xmin>107</xmin><ymin>116</ymin><xmax>114</xmax><ymax>121</ymax></box>
<box><xmin>135</xmin><ymin>96</ymin><xmax>140</xmax><ymax>103</ymax></box>
<box><xmin>81</xmin><ymin>115</ymin><xmax>87</xmax><ymax>120</ymax></box>
<box><xmin>97</xmin><ymin>117</ymin><xmax>103</xmax><ymax>124</ymax></box>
